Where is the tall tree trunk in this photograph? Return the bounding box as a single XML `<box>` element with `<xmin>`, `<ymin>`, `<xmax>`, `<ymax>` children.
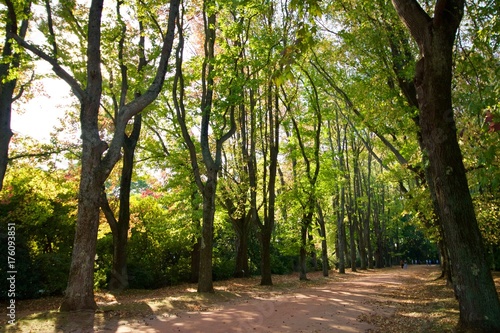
<box><xmin>61</xmin><ymin>100</ymin><xmax>105</xmax><ymax>311</ymax></box>
<box><xmin>190</xmin><ymin>185</ymin><xmax>201</xmax><ymax>283</ymax></box>
<box><xmin>12</xmin><ymin>0</ymin><xmax>179</xmax><ymax>311</ymax></box>
<box><xmin>0</xmin><ymin>79</ymin><xmax>15</xmax><ymax>191</ymax></box>
<box><xmin>299</xmin><ymin>221</ymin><xmax>309</xmax><ymax>280</ymax></box>
<box><xmin>290</xmin><ymin>69</ymin><xmax>322</xmax><ymax>281</ymax></box>
<box><xmin>104</xmin><ymin>114</ymin><xmax>141</xmax><ymax>291</ymax></box>
<box><xmin>347</xmin><ymin>201</ymin><xmax>357</xmax><ymax>272</ymax></box>
<box><xmin>352</xmin><ymin>149</ymin><xmax>367</xmax><ymax>270</ymax></box>
<box><xmin>198</xmin><ymin>174</ymin><xmax>217</xmax><ymax>292</ymax></box>
<box><xmin>0</xmin><ymin>1</ymin><xmax>30</xmax><ymax>190</ymax></box>
<box><xmin>392</xmin><ymin>1</ymin><xmax>500</xmax><ymax>330</ymax></box>
<box><xmin>386</xmin><ymin>18</ymin><xmax>455</xmax><ymax>284</ymax></box>
<box><xmin>173</xmin><ymin>4</ymin><xmax>235</xmax><ymax>293</ymax></box>
<box><xmin>316</xmin><ymin>202</ymin><xmax>329</xmax><ymax>276</ymax></box>
<box><xmin>259</xmin><ymin>228</ymin><xmax>273</xmax><ymax>285</ymax></box>
<box><xmin>234</xmin><ymin>215</ymin><xmax>250</xmax><ymax>278</ymax></box>
<box><xmin>256</xmin><ymin>81</ymin><xmax>280</xmax><ymax>286</ymax></box>
<box><xmin>337</xmin><ymin>189</ymin><xmax>346</xmax><ymax>273</ymax></box>
<box><xmin>335</xmin><ymin>120</ymin><xmax>347</xmax><ymax>273</ymax></box>
<box><xmin>373</xmin><ymin>184</ymin><xmax>384</xmax><ymax>268</ymax></box>
<box><xmin>364</xmin><ymin>151</ymin><xmax>374</xmax><ymax>269</ymax></box>
<box><xmin>345</xmin><ymin>145</ymin><xmax>357</xmax><ymax>272</ymax></box>
<box><xmin>190</xmin><ymin>237</ymin><xmax>201</xmax><ymax>283</ymax></box>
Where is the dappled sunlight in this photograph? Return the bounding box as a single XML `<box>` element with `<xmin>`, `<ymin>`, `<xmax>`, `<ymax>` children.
<box><xmin>7</xmin><ymin>266</ymin><xmax>498</xmax><ymax>332</ymax></box>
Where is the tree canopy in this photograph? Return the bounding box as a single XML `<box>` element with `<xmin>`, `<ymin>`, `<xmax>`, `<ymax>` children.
<box><xmin>1</xmin><ymin>0</ymin><xmax>499</xmax><ymax>330</ymax></box>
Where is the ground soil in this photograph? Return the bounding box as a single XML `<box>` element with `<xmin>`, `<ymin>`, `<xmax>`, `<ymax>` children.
<box><xmin>2</xmin><ymin>265</ymin><xmax>500</xmax><ymax>333</ymax></box>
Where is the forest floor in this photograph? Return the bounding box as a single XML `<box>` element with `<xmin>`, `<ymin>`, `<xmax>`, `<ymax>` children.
<box><xmin>2</xmin><ymin>265</ymin><xmax>500</xmax><ymax>333</ymax></box>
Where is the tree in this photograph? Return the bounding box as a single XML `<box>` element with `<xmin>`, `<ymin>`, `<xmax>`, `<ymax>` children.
<box><xmin>391</xmin><ymin>0</ymin><xmax>500</xmax><ymax>330</ymax></box>
<box><xmin>0</xmin><ymin>0</ymin><xmax>30</xmax><ymax>190</ymax></box>
<box><xmin>100</xmin><ymin>115</ymin><xmax>142</xmax><ymax>291</ymax></box>
<box><xmin>98</xmin><ymin>0</ymin><xmax>150</xmax><ymax>291</ymax></box>
<box><xmin>173</xmin><ymin>0</ymin><xmax>236</xmax><ymax>292</ymax></box>
<box><xmin>287</xmin><ymin>69</ymin><xmax>322</xmax><ymax>280</ymax></box>
<box><xmin>8</xmin><ymin>0</ymin><xmax>180</xmax><ymax>310</ymax></box>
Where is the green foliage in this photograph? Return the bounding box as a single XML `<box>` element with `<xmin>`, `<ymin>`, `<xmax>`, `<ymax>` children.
<box><xmin>398</xmin><ymin>223</ymin><xmax>439</xmax><ymax>263</ymax></box>
<box><xmin>8</xmin><ymin>0</ymin><xmax>500</xmax><ymax>298</ymax></box>
<box><xmin>127</xmin><ymin>198</ymin><xmax>192</xmax><ymax>287</ymax></box>
<box><xmin>0</xmin><ymin>165</ymin><xmax>76</xmax><ymax>299</ymax></box>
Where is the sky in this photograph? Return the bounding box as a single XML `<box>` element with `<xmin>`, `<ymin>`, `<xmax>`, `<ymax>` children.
<box><xmin>11</xmin><ymin>62</ymin><xmax>74</xmax><ymax>143</ymax></box>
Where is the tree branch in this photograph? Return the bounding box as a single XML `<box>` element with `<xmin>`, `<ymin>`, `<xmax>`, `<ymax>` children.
<box><xmin>391</xmin><ymin>0</ymin><xmax>431</xmax><ymax>50</ymax></box>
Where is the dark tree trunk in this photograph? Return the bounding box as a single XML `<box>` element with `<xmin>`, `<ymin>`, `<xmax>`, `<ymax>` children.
<box><xmin>105</xmin><ymin>114</ymin><xmax>141</xmax><ymax>291</ymax></box>
<box><xmin>61</xmin><ymin>0</ymin><xmax>178</xmax><ymax>311</ymax></box>
<box><xmin>259</xmin><ymin>229</ymin><xmax>273</xmax><ymax>285</ymax></box>
<box><xmin>59</xmin><ymin>0</ymin><xmax>105</xmax><ymax>309</ymax></box>
<box><xmin>299</xmin><ymin>224</ymin><xmax>308</xmax><ymax>280</ymax></box>
<box><xmin>258</xmin><ymin>83</ymin><xmax>279</xmax><ymax>286</ymax></box>
<box><xmin>190</xmin><ymin>237</ymin><xmax>201</xmax><ymax>283</ymax></box>
<box><xmin>348</xmin><ymin>207</ymin><xmax>357</xmax><ymax>272</ymax></box>
<box><xmin>299</xmin><ymin>209</ymin><xmax>315</xmax><ymax>280</ymax></box>
<box><xmin>353</xmin><ymin>155</ymin><xmax>367</xmax><ymax>270</ymax></box>
<box><xmin>189</xmin><ymin>186</ymin><xmax>201</xmax><ymax>283</ymax></box>
<box><xmin>437</xmin><ymin>238</ymin><xmax>452</xmax><ymax>285</ymax></box>
<box><xmin>392</xmin><ymin>0</ymin><xmax>500</xmax><ymax>330</ymax></box>
<box><xmin>337</xmin><ymin>190</ymin><xmax>346</xmax><ymax>273</ymax></box>
<box><xmin>364</xmin><ymin>152</ymin><xmax>374</xmax><ymax>269</ymax></box>
<box><xmin>0</xmin><ymin>2</ymin><xmax>29</xmax><ymax>190</ymax></box>
<box><xmin>373</xmin><ymin>188</ymin><xmax>384</xmax><ymax>268</ymax></box>
<box><xmin>234</xmin><ymin>216</ymin><xmax>250</xmax><ymax>278</ymax></box>
<box><xmin>173</xmin><ymin>4</ymin><xmax>236</xmax><ymax>293</ymax></box>
<box><xmin>109</xmin><ymin>221</ymin><xmax>129</xmax><ymax>290</ymax></box>
<box><xmin>0</xmin><ymin>79</ymin><xmax>14</xmax><ymax>191</ymax></box>
<box><xmin>198</xmin><ymin>174</ymin><xmax>217</xmax><ymax>292</ymax></box>
<box><xmin>316</xmin><ymin>202</ymin><xmax>329</xmax><ymax>277</ymax></box>
<box><xmin>299</xmin><ymin>225</ymin><xmax>307</xmax><ymax>281</ymax></box>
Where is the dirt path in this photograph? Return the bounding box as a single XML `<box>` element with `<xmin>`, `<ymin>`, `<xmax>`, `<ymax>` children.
<box><xmin>5</xmin><ymin>265</ymin><xmax>449</xmax><ymax>333</ymax></box>
<box><xmin>152</xmin><ymin>272</ymin><xmax>401</xmax><ymax>333</ymax></box>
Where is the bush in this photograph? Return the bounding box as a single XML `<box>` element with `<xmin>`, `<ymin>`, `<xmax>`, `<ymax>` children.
<box><xmin>33</xmin><ymin>252</ymin><xmax>71</xmax><ymax>296</ymax></box>
<box><xmin>0</xmin><ymin>233</ymin><xmax>41</xmax><ymax>300</ymax></box>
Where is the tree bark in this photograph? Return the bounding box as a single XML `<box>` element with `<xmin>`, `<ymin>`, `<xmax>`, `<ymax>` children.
<box><xmin>373</xmin><ymin>184</ymin><xmax>384</xmax><ymax>268</ymax></box>
<box><xmin>316</xmin><ymin>202</ymin><xmax>329</xmax><ymax>276</ymax></box>
<box><xmin>198</xmin><ymin>174</ymin><xmax>217</xmax><ymax>292</ymax></box>
<box><xmin>392</xmin><ymin>0</ymin><xmax>500</xmax><ymax>330</ymax></box>
<box><xmin>101</xmin><ymin>114</ymin><xmax>142</xmax><ymax>291</ymax></box>
<box><xmin>345</xmin><ymin>145</ymin><xmax>357</xmax><ymax>272</ymax></box>
<box><xmin>234</xmin><ymin>217</ymin><xmax>250</xmax><ymax>278</ymax></box>
<box><xmin>61</xmin><ymin>100</ymin><xmax>104</xmax><ymax>311</ymax></box>
<box><xmin>173</xmin><ymin>4</ymin><xmax>236</xmax><ymax>292</ymax></box>
<box><xmin>337</xmin><ymin>189</ymin><xmax>346</xmax><ymax>273</ymax></box>
<box><xmin>259</xmin><ymin>229</ymin><xmax>273</xmax><ymax>285</ymax></box>
<box><xmin>59</xmin><ymin>0</ymin><xmax>105</xmax><ymax>310</ymax></box>
<box><xmin>299</xmin><ymin>221</ymin><xmax>309</xmax><ymax>280</ymax></box>
<box><xmin>58</xmin><ymin>0</ymin><xmax>179</xmax><ymax>311</ymax></box>
<box><xmin>256</xmin><ymin>81</ymin><xmax>280</xmax><ymax>286</ymax></box>
<box><xmin>190</xmin><ymin>237</ymin><xmax>201</xmax><ymax>283</ymax></box>
<box><xmin>1</xmin><ymin>0</ymin><xmax>30</xmax><ymax>190</ymax></box>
